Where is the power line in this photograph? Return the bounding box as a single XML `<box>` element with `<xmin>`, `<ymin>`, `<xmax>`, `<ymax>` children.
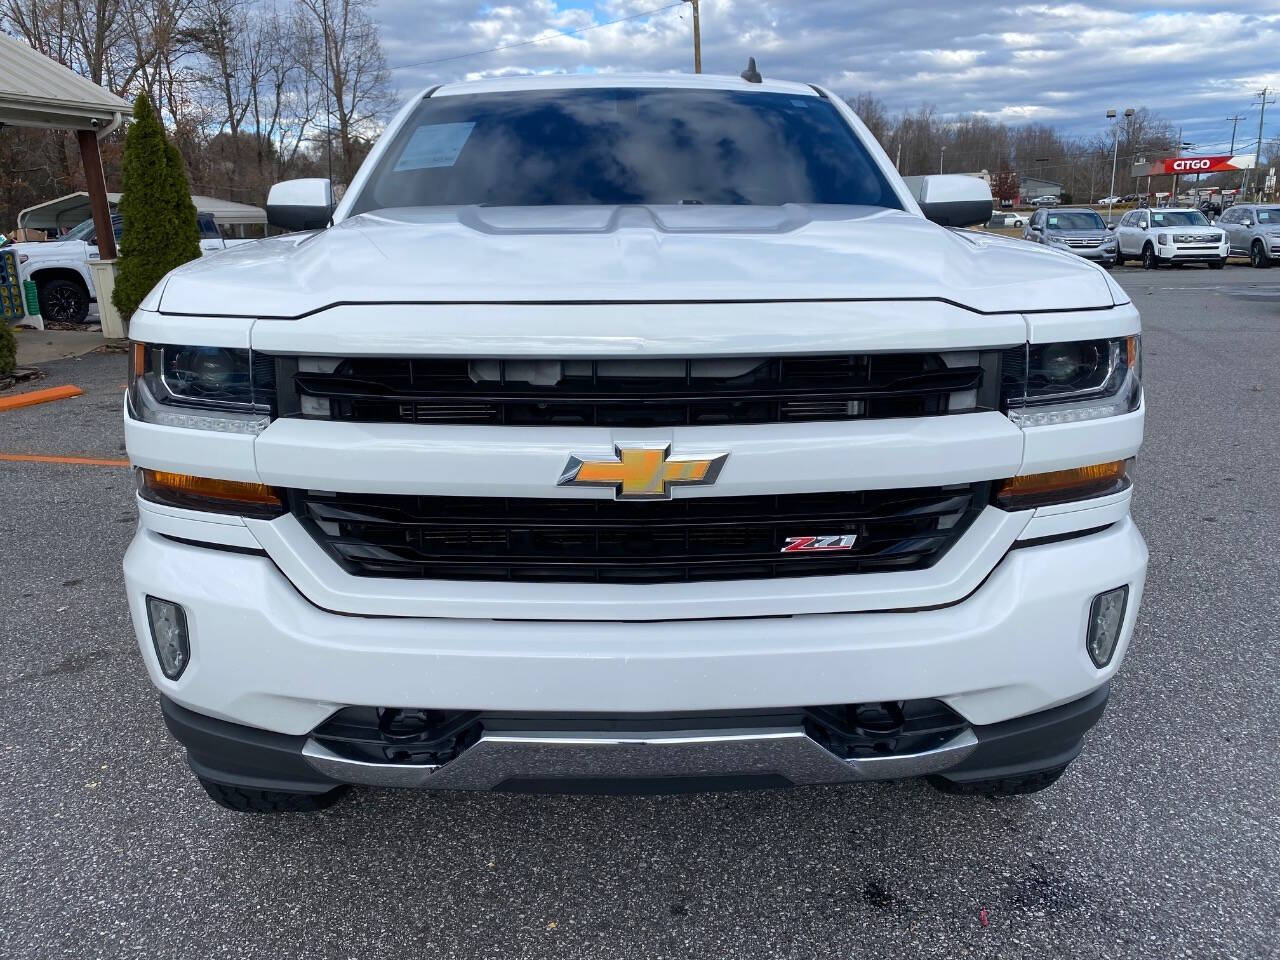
<box><xmin>391</xmin><ymin>2</ymin><xmax>685</xmax><ymax>72</ymax></box>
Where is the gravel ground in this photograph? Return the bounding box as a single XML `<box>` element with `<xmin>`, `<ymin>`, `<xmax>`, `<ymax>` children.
<box><xmin>0</xmin><ymin>265</ymin><xmax>1277</xmax><ymax>959</ymax></box>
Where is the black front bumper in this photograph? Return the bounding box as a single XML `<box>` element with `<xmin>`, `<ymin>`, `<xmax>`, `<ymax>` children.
<box><xmin>160</xmin><ymin>685</ymin><xmax>1110</xmax><ymax>795</ymax></box>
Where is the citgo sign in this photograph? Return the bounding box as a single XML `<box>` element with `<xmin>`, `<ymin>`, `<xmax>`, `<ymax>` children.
<box><xmin>1146</xmin><ymin>155</ymin><xmax>1255</xmax><ymax>175</ymax></box>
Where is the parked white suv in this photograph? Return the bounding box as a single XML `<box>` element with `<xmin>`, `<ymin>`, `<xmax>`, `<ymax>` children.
<box><xmin>123</xmin><ymin>74</ymin><xmax>1146</xmax><ymax>812</ymax></box>
<box><xmin>1114</xmin><ymin>207</ymin><xmax>1228</xmax><ymax>269</ymax></box>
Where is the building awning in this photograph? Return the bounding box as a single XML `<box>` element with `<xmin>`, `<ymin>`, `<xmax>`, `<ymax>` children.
<box><xmin>0</xmin><ymin>32</ymin><xmax>129</xmax><ymax>131</ymax></box>
<box><xmin>18</xmin><ymin>192</ymin><xmax>267</xmax><ymax>230</ymax></box>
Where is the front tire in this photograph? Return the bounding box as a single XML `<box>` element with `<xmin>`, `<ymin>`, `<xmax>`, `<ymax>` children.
<box><xmin>1114</xmin><ymin>249</ymin><xmax>1125</xmax><ymax>267</ymax></box>
<box><xmin>36</xmin><ymin>277</ymin><xmax>90</xmax><ymax>324</ymax></box>
<box><xmin>1252</xmin><ymin>240</ymin><xmax>1272</xmax><ymax>268</ymax></box>
<box><xmin>1142</xmin><ymin>244</ymin><xmax>1158</xmax><ymax>270</ymax></box>
<box><xmin>199</xmin><ymin>777</ymin><xmax>349</xmax><ymax>813</ymax></box>
<box><xmin>927</xmin><ymin>764</ymin><xmax>1068</xmax><ymax>797</ymax></box>
<box><xmin>1209</xmin><ymin>258</ymin><xmax>1226</xmax><ymax>270</ymax></box>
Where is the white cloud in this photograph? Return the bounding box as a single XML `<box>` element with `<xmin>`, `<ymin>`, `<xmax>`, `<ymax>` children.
<box><xmin>375</xmin><ymin>1</ymin><xmax>1280</xmax><ymax>146</ymax></box>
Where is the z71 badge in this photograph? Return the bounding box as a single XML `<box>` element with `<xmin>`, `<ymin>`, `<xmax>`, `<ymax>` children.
<box><xmin>780</xmin><ymin>535</ymin><xmax>858</xmax><ymax>553</ymax></box>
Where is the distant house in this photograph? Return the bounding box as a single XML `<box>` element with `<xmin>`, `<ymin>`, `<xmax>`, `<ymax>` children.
<box><xmin>1019</xmin><ymin>176</ymin><xmax>1063</xmax><ymax>200</ymax></box>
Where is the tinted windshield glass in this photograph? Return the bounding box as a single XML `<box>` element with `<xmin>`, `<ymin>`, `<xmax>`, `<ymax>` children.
<box><xmin>62</xmin><ymin>218</ymin><xmax>96</xmax><ymax>241</ymax></box>
<box><xmin>350</xmin><ymin>88</ymin><xmax>902</xmax><ymax>212</ymax></box>
<box><xmin>1150</xmin><ymin>210</ymin><xmax>1209</xmax><ymax>227</ymax></box>
<box><xmin>1256</xmin><ymin>208</ymin><xmax>1280</xmax><ymax>223</ymax></box>
<box><xmin>1047</xmin><ymin>212</ymin><xmax>1105</xmax><ymax>230</ymax></box>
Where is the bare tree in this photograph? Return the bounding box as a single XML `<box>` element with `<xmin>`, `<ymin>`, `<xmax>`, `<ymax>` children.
<box><xmin>295</xmin><ymin>0</ymin><xmax>392</xmax><ymax>183</ymax></box>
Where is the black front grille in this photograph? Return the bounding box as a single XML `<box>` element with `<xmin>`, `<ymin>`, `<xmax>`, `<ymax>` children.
<box><xmin>291</xmin><ymin>484</ymin><xmax>987</xmax><ymax>584</ymax></box>
<box><xmin>284</xmin><ymin>353</ymin><xmax>995</xmax><ymax>428</ymax></box>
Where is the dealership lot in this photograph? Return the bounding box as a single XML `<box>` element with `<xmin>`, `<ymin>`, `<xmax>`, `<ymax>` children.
<box><xmin>0</xmin><ymin>265</ymin><xmax>1276</xmax><ymax>959</ymax></box>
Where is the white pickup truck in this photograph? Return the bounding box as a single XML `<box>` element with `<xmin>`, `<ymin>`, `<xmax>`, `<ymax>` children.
<box><xmin>13</xmin><ymin>211</ymin><xmax>241</xmax><ymax>325</ymax></box>
<box><xmin>123</xmin><ymin>73</ymin><xmax>1146</xmax><ymax>812</ymax></box>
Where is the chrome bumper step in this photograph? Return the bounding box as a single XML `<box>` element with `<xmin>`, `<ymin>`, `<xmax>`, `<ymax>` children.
<box><xmin>300</xmin><ymin>726</ymin><xmax>978</xmax><ymax>791</ymax></box>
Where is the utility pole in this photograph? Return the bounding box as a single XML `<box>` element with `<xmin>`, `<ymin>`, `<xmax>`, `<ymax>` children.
<box><xmin>1227</xmin><ymin>114</ymin><xmax>1244</xmax><ymax>154</ymax></box>
<box><xmin>939</xmin><ymin>144</ymin><xmax>946</xmax><ymax>174</ymax></box>
<box><xmin>1171</xmin><ymin>126</ymin><xmax>1183</xmax><ymax>199</ymax></box>
<box><xmin>1247</xmin><ymin>88</ymin><xmax>1273</xmax><ymax>200</ymax></box>
<box><xmin>686</xmin><ymin>0</ymin><xmax>701</xmax><ymax>74</ymax></box>
<box><xmin>1226</xmin><ymin>113</ymin><xmax>1245</xmax><ymax>198</ymax></box>
<box><xmin>894</xmin><ymin>140</ymin><xmax>902</xmax><ymax>172</ymax></box>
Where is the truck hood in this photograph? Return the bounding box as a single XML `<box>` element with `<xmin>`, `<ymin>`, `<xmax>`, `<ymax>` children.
<box><xmin>11</xmin><ymin>240</ymin><xmax>83</xmax><ymax>261</ymax></box>
<box><xmin>155</xmin><ymin>205</ymin><xmax>1123</xmax><ymax>317</ymax></box>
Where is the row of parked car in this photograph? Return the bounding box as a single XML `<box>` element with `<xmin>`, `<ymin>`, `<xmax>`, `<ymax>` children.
<box><xmin>988</xmin><ymin>204</ymin><xmax>1278</xmax><ymax>270</ymax></box>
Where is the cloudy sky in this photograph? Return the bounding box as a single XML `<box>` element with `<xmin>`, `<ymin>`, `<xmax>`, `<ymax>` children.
<box><xmin>375</xmin><ymin>1</ymin><xmax>1279</xmax><ymax>152</ymax></box>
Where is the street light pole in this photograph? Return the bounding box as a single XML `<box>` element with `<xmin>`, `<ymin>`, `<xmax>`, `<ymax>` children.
<box><xmin>939</xmin><ymin>144</ymin><xmax>946</xmax><ymax>175</ymax></box>
<box><xmin>1107</xmin><ymin>107</ymin><xmax>1134</xmax><ymax>220</ymax></box>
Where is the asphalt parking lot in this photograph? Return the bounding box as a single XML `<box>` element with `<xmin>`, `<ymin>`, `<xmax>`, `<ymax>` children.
<box><xmin>1</xmin><ymin>264</ymin><xmax>1277</xmax><ymax>959</ymax></box>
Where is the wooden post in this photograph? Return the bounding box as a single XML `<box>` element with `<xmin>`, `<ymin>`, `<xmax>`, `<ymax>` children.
<box><xmin>76</xmin><ymin>129</ymin><xmax>116</xmax><ymax>260</ymax></box>
<box><xmin>690</xmin><ymin>0</ymin><xmax>701</xmax><ymax>74</ymax></box>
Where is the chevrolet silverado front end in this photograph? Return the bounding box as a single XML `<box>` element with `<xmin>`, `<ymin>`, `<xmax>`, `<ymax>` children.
<box><xmin>123</xmin><ymin>75</ymin><xmax>1146</xmax><ymax>811</ymax></box>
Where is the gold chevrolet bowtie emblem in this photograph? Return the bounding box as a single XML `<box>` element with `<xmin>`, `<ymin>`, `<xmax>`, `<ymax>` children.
<box><xmin>559</xmin><ymin>445</ymin><xmax>729</xmax><ymax>500</ymax></box>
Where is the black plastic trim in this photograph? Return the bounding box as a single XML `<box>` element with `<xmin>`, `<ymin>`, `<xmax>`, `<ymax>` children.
<box><xmin>159</xmin><ymin>687</ymin><xmax>1109</xmax><ymax>795</ymax></box>
<box><xmin>159</xmin><ymin>696</ymin><xmax>338</xmax><ymax>794</ymax></box>
<box><xmin>933</xmin><ymin>683</ymin><xmax>1109</xmax><ymax>784</ymax></box>
<box><xmin>157</xmin><ymin>297</ymin><xmax>1124</xmax><ymax>322</ymax></box>
<box><xmin>158</xmin><ymin>534</ymin><xmax>268</xmax><ymax>557</ymax></box>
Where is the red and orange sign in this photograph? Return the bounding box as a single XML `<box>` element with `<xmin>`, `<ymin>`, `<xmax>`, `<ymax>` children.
<box><xmin>1145</xmin><ymin>155</ymin><xmax>1255</xmax><ymax>175</ymax></box>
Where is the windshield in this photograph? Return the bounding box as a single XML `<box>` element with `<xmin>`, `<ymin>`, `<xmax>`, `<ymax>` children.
<box><xmin>62</xmin><ymin>218</ymin><xmax>96</xmax><ymax>241</ymax></box>
<box><xmin>1256</xmin><ymin>208</ymin><xmax>1280</xmax><ymax>223</ymax></box>
<box><xmin>1046</xmin><ymin>212</ymin><xmax>1105</xmax><ymax>231</ymax></box>
<box><xmin>1150</xmin><ymin>210</ymin><xmax>1209</xmax><ymax>227</ymax></box>
<box><xmin>349</xmin><ymin>88</ymin><xmax>902</xmax><ymax>213</ymax></box>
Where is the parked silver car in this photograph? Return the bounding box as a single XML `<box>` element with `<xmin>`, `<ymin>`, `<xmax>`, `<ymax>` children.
<box><xmin>1215</xmin><ymin>204</ymin><xmax>1279</xmax><ymax>268</ymax></box>
<box><xmin>1023</xmin><ymin>207</ymin><xmax>1118</xmax><ymax>267</ymax></box>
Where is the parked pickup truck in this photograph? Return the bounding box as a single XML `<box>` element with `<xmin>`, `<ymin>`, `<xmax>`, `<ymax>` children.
<box><xmin>123</xmin><ymin>73</ymin><xmax>1147</xmax><ymax>812</ymax></box>
<box><xmin>13</xmin><ymin>211</ymin><xmax>244</xmax><ymax>324</ymax></box>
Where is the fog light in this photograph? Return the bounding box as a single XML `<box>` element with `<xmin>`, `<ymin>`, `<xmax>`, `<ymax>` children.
<box><xmin>1086</xmin><ymin>586</ymin><xmax>1128</xmax><ymax>668</ymax></box>
<box><xmin>146</xmin><ymin>596</ymin><xmax>190</xmax><ymax>680</ymax></box>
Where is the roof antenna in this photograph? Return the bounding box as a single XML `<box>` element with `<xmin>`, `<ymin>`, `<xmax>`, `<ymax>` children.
<box><xmin>740</xmin><ymin>57</ymin><xmax>762</xmax><ymax>83</ymax></box>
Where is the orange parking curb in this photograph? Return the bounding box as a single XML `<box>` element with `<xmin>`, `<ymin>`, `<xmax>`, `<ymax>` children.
<box><xmin>0</xmin><ymin>385</ymin><xmax>84</xmax><ymax>411</ymax></box>
<box><xmin>0</xmin><ymin>453</ymin><xmax>130</xmax><ymax>468</ymax></box>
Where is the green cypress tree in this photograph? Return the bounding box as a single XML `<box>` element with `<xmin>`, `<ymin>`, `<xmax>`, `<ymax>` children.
<box><xmin>0</xmin><ymin>320</ymin><xmax>15</xmax><ymax>377</ymax></box>
<box><xmin>112</xmin><ymin>93</ymin><xmax>201</xmax><ymax>322</ymax></box>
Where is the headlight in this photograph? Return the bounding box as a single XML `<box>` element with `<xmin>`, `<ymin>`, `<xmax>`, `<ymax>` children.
<box><xmin>128</xmin><ymin>342</ymin><xmax>273</xmax><ymax>434</ymax></box>
<box><xmin>1157</xmin><ymin>233</ymin><xmax>1170</xmax><ymax>245</ymax></box>
<box><xmin>1001</xmin><ymin>336</ymin><xmax>1141</xmax><ymax>427</ymax></box>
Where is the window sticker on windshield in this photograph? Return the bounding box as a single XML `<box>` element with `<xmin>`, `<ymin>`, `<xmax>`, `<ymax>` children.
<box><xmin>1152</xmin><ymin>213</ymin><xmax>1164</xmax><ymax>223</ymax></box>
<box><xmin>393</xmin><ymin>122</ymin><xmax>476</xmax><ymax>171</ymax></box>
<box><xmin>1048</xmin><ymin>217</ymin><xmax>1058</xmax><ymax>226</ymax></box>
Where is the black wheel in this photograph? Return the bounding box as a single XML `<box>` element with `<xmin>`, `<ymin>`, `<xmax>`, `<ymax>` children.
<box><xmin>927</xmin><ymin>764</ymin><xmax>1068</xmax><ymax>797</ymax></box>
<box><xmin>1141</xmin><ymin>244</ymin><xmax>1158</xmax><ymax>270</ymax></box>
<box><xmin>1252</xmin><ymin>240</ymin><xmax>1272</xmax><ymax>268</ymax></box>
<box><xmin>1101</xmin><ymin>259</ymin><xmax>1115</xmax><ymax>270</ymax></box>
<box><xmin>1114</xmin><ymin>249</ymin><xmax>1125</xmax><ymax>267</ymax></box>
<box><xmin>199</xmin><ymin>777</ymin><xmax>348</xmax><ymax>813</ymax></box>
<box><xmin>36</xmin><ymin>277</ymin><xmax>90</xmax><ymax>323</ymax></box>
<box><xmin>1208</xmin><ymin>258</ymin><xmax>1225</xmax><ymax>270</ymax></box>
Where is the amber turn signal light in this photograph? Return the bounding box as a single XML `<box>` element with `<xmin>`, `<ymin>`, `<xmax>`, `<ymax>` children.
<box><xmin>994</xmin><ymin>460</ymin><xmax>1129</xmax><ymax>510</ymax></box>
<box><xmin>137</xmin><ymin>469</ymin><xmax>284</xmax><ymax>518</ymax></box>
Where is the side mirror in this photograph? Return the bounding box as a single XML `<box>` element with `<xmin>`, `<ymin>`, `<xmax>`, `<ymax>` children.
<box><xmin>266</xmin><ymin>178</ymin><xmax>334</xmax><ymax>231</ymax></box>
<box><xmin>902</xmin><ymin>174</ymin><xmax>993</xmax><ymax>228</ymax></box>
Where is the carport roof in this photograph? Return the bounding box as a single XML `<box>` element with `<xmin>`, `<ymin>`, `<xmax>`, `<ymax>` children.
<box><xmin>0</xmin><ymin>32</ymin><xmax>129</xmax><ymax>131</ymax></box>
<box><xmin>18</xmin><ymin>192</ymin><xmax>267</xmax><ymax>230</ymax></box>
